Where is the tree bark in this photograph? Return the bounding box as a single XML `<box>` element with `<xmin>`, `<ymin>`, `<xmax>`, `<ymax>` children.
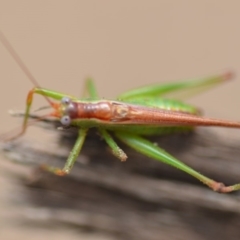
<box><xmin>1</xmin><ymin>119</ymin><xmax>240</xmax><ymax>240</ymax></box>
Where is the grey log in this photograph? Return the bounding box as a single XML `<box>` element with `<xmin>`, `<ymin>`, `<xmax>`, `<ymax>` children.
<box><xmin>1</xmin><ymin>117</ymin><xmax>240</xmax><ymax>240</ymax></box>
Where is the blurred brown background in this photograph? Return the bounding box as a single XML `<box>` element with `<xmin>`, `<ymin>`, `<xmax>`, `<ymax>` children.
<box><xmin>0</xmin><ymin>1</ymin><xmax>240</xmax><ymax>240</ymax></box>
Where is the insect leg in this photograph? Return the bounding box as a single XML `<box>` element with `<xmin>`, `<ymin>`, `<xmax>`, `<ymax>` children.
<box><xmin>6</xmin><ymin>87</ymin><xmax>78</xmax><ymax>141</ymax></box>
<box><xmin>117</xmin><ymin>72</ymin><xmax>233</xmax><ymax>101</ymax></box>
<box><xmin>99</xmin><ymin>129</ymin><xmax>127</xmax><ymax>161</ymax></box>
<box><xmin>84</xmin><ymin>77</ymin><xmax>128</xmax><ymax>161</ymax></box>
<box><xmin>115</xmin><ymin>132</ymin><xmax>240</xmax><ymax>193</ymax></box>
<box><xmin>42</xmin><ymin>128</ymin><xmax>88</xmax><ymax>175</ymax></box>
<box><xmin>82</xmin><ymin>78</ymin><xmax>99</xmax><ymax>99</ymax></box>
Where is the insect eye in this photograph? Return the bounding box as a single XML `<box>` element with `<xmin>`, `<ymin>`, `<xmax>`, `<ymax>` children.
<box><xmin>61</xmin><ymin>97</ymin><xmax>71</xmax><ymax>105</ymax></box>
<box><xmin>60</xmin><ymin>115</ymin><xmax>71</xmax><ymax>126</ymax></box>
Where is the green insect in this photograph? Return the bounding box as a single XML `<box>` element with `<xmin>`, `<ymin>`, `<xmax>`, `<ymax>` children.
<box><xmin>1</xmin><ymin>30</ymin><xmax>240</xmax><ymax>193</ymax></box>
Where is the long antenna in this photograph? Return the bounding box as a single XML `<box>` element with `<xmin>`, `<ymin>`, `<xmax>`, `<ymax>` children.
<box><xmin>0</xmin><ymin>29</ymin><xmax>52</xmax><ymax>105</ymax></box>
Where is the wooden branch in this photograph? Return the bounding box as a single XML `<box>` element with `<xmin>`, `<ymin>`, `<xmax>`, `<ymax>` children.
<box><xmin>1</xmin><ymin>119</ymin><xmax>240</xmax><ymax>240</ymax></box>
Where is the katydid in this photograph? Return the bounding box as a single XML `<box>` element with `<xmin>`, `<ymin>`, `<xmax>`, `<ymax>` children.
<box><xmin>1</xmin><ymin>30</ymin><xmax>240</xmax><ymax>193</ymax></box>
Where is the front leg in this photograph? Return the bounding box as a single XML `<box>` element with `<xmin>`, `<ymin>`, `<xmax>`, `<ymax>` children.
<box><xmin>42</xmin><ymin>128</ymin><xmax>88</xmax><ymax>176</ymax></box>
<box><xmin>5</xmin><ymin>87</ymin><xmax>78</xmax><ymax>141</ymax></box>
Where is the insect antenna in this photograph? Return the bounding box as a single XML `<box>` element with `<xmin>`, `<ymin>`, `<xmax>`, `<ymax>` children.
<box><xmin>34</xmin><ymin>105</ymin><xmax>52</xmax><ymax>112</ymax></box>
<box><xmin>0</xmin><ymin>30</ymin><xmax>53</xmax><ymax>106</ymax></box>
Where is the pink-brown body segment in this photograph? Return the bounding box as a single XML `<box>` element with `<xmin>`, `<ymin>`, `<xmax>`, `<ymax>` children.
<box><xmin>55</xmin><ymin>99</ymin><xmax>240</xmax><ymax>128</ymax></box>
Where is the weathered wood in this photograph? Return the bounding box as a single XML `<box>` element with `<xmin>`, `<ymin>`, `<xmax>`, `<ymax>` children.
<box><xmin>1</xmin><ymin>120</ymin><xmax>240</xmax><ymax>240</ymax></box>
